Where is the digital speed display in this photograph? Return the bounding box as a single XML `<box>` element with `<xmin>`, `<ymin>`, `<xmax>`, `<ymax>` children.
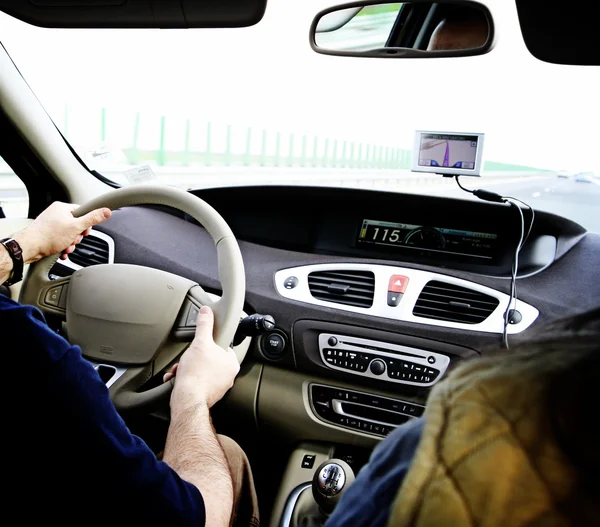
<box><xmin>357</xmin><ymin>219</ymin><xmax>498</xmax><ymax>259</ymax></box>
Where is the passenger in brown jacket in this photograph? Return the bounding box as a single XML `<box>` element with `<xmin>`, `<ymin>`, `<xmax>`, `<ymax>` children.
<box><xmin>325</xmin><ymin>308</ymin><xmax>599</xmax><ymax>527</ymax></box>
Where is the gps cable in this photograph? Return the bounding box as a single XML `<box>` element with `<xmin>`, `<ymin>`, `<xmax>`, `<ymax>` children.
<box><xmin>454</xmin><ymin>176</ymin><xmax>535</xmax><ymax>348</ymax></box>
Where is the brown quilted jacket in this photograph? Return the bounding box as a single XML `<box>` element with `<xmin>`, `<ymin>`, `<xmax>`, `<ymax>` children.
<box><xmin>386</xmin><ymin>354</ymin><xmax>599</xmax><ymax>526</ymax></box>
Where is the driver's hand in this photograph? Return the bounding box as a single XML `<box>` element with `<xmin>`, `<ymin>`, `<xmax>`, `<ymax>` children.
<box><xmin>14</xmin><ymin>202</ymin><xmax>112</xmax><ymax>264</ymax></box>
<box><xmin>166</xmin><ymin>306</ymin><xmax>240</xmax><ymax>410</ymax></box>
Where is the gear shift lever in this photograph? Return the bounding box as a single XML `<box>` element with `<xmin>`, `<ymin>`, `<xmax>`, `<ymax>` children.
<box><xmin>312</xmin><ymin>459</ymin><xmax>356</xmax><ymax>516</ymax></box>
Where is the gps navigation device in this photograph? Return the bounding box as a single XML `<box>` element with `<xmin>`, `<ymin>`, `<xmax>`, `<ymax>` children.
<box><xmin>412</xmin><ymin>130</ymin><xmax>485</xmax><ymax>176</ymax></box>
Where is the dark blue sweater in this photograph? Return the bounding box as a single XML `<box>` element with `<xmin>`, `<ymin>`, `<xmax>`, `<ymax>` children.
<box><xmin>1</xmin><ymin>294</ymin><xmax>205</xmax><ymax>525</ymax></box>
<box><xmin>325</xmin><ymin>416</ymin><xmax>424</xmax><ymax>527</ymax></box>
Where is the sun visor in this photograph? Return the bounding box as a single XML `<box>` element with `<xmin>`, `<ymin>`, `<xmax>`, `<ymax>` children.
<box><xmin>515</xmin><ymin>0</ymin><xmax>598</xmax><ymax>65</ymax></box>
<box><xmin>0</xmin><ymin>0</ymin><xmax>267</xmax><ymax>28</ymax></box>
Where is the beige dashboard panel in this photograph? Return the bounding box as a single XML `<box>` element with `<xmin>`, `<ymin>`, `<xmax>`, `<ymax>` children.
<box><xmin>257</xmin><ymin>364</ymin><xmax>423</xmax><ymax>448</ymax></box>
<box><xmin>213</xmin><ymin>361</ymin><xmax>264</xmax><ymax>432</ymax></box>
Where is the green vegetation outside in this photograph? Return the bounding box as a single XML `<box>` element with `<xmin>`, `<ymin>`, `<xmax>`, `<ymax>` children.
<box><xmin>356</xmin><ymin>3</ymin><xmax>403</xmax><ymax>17</ymax></box>
<box><xmin>122</xmin><ymin>148</ymin><xmax>548</xmax><ymax>173</ymax></box>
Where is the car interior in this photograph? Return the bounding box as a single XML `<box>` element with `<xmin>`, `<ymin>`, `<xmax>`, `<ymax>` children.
<box><xmin>0</xmin><ymin>0</ymin><xmax>598</xmax><ymax>525</ymax></box>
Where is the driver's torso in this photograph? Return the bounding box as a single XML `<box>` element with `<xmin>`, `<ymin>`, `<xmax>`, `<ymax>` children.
<box><xmin>1</xmin><ymin>294</ymin><xmax>205</xmax><ymax>526</ymax></box>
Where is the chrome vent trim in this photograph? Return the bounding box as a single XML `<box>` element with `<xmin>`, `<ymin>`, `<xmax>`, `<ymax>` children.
<box><xmin>274</xmin><ymin>263</ymin><xmax>539</xmax><ymax>335</ymax></box>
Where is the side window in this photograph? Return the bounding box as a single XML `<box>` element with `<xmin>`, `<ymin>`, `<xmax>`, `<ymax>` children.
<box><xmin>0</xmin><ymin>156</ymin><xmax>29</xmax><ymax>218</ymax></box>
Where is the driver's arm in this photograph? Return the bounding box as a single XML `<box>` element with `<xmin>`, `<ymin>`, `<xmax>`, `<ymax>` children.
<box><xmin>162</xmin><ymin>306</ymin><xmax>240</xmax><ymax>527</ymax></box>
<box><xmin>0</xmin><ymin>201</ymin><xmax>111</xmax><ymax>285</ymax></box>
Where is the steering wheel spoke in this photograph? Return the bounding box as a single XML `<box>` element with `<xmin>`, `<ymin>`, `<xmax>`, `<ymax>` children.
<box><xmin>35</xmin><ymin>272</ymin><xmax>71</xmax><ymax>317</ymax></box>
<box><xmin>172</xmin><ymin>285</ymin><xmax>217</xmax><ymax>340</ymax></box>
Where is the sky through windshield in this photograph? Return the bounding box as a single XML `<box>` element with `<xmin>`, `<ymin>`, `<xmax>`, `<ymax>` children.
<box><xmin>0</xmin><ymin>0</ymin><xmax>598</xmax><ymax>175</ymax></box>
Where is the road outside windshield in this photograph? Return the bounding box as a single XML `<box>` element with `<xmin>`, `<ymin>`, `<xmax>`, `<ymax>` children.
<box><xmin>0</xmin><ymin>0</ymin><xmax>598</xmax><ymax>231</ymax></box>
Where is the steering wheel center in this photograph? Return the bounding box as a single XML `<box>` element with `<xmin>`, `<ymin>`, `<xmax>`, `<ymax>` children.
<box><xmin>68</xmin><ymin>263</ymin><xmax>195</xmax><ymax>365</ymax></box>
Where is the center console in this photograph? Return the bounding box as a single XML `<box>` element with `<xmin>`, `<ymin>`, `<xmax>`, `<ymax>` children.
<box><xmin>317</xmin><ymin>333</ymin><xmax>450</xmax><ymax>387</ymax></box>
<box><xmin>270</xmin><ymin>443</ymin><xmax>370</xmax><ymax>527</ymax></box>
<box><xmin>309</xmin><ymin>384</ymin><xmax>424</xmax><ymax>438</ymax></box>
<box><xmin>262</xmin><ymin>323</ymin><xmax>478</xmax><ymax>526</ymax></box>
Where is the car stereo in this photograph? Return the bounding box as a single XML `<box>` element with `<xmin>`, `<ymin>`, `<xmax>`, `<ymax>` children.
<box><xmin>318</xmin><ymin>333</ymin><xmax>450</xmax><ymax>388</ymax></box>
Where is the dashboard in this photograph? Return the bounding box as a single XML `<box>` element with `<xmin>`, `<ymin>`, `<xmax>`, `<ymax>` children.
<box><xmin>51</xmin><ymin>185</ymin><xmax>598</xmax><ymax>447</ymax></box>
<box><xmin>178</xmin><ymin>186</ymin><xmax>581</xmax><ymax>277</ymax></box>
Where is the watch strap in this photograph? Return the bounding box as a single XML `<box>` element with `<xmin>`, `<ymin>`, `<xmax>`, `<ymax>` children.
<box><xmin>1</xmin><ymin>237</ymin><xmax>24</xmax><ymax>286</ymax></box>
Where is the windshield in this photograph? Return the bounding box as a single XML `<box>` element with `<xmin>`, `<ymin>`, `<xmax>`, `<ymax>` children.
<box><xmin>0</xmin><ymin>0</ymin><xmax>598</xmax><ymax>231</ymax></box>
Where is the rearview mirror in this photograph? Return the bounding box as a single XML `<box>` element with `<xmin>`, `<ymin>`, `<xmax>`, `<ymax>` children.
<box><xmin>310</xmin><ymin>0</ymin><xmax>493</xmax><ymax>58</ymax></box>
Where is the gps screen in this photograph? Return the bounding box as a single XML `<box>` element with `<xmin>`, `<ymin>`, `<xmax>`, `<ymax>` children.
<box><xmin>418</xmin><ymin>133</ymin><xmax>478</xmax><ymax>170</ymax></box>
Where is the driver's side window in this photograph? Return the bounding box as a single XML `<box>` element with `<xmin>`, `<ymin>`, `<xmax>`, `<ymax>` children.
<box><xmin>0</xmin><ymin>156</ymin><xmax>28</xmax><ymax>218</ymax></box>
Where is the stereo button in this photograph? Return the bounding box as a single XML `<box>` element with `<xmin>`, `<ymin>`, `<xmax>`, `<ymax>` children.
<box><xmin>370</xmin><ymin>360</ymin><xmax>386</xmax><ymax>376</ymax></box>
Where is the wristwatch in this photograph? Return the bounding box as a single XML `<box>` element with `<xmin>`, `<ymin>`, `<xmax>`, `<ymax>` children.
<box><xmin>1</xmin><ymin>237</ymin><xmax>24</xmax><ymax>286</ymax></box>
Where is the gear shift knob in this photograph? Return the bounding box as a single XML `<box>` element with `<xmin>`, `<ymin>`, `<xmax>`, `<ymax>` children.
<box><xmin>312</xmin><ymin>459</ymin><xmax>355</xmax><ymax>515</ymax></box>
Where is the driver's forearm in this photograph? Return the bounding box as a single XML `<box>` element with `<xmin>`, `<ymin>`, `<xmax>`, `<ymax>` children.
<box><xmin>163</xmin><ymin>401</ymin><xmax>233</xmax><ymax>527</ymax></box>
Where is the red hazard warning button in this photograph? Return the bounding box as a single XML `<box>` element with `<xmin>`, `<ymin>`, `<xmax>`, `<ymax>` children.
<box><xmin>388</xmin><ymin>275</ymin><xmax>409</xmax><ymax>293</ymax></box>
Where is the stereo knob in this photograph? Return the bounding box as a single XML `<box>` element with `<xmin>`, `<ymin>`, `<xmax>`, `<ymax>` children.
<box><xmin>369</xmin><ymin>359</ymin><xmax>386</xmax><ymax>376</ymax></box>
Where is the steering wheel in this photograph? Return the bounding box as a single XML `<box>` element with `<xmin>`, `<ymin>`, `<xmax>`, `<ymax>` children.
<box><xmin>19</xmin><ymin>185</ymin><xmax>246</xmax><ymax>413</ymax></box>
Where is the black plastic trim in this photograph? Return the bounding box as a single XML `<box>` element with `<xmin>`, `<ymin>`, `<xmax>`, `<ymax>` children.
<box><xmin>0</xmin><ymin>0</ymin><xmax>267</xmax><ymax>29</ymax></box>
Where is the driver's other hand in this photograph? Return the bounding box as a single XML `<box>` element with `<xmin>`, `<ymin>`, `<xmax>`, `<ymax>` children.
<box><xmin>169</xmin><ymin>306</ymin><xmax>240</xmax><ymax>411</ymax></box>
<box><xmin>13</xmin><ymin>201</ymin><xmax>112</xmax><ymax>264</ymax></box>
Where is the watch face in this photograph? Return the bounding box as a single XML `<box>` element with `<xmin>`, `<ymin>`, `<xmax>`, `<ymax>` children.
<box><xmin>2</xmin><ymin>238</ymin><xmax>23</xmax><ymax>260</ymax></box>
<box><xmin>1</xmin><ymin>238</ymin><xmax>24</xmax><ymax>286</ymax></box>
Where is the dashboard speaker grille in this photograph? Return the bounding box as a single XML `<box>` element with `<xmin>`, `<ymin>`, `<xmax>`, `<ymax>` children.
<box><xmin>308</xmin><ymin>270</ymin><xmax>375</xmax><ymax>308</ymax></box>
<box><xmin>413</xmin><ymin>280</ymin><xmax>500</xmax><ymax>324</ymax></box>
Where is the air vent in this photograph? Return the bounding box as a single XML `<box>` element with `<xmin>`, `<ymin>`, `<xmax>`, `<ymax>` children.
<box><xmin>413</xmin><ymin>281</ymin><xmax>500</xmax><ymax>324</ymax></box>
<box><xmin>308</xmin><ymin>270</ymin><xmax>375</xmax><ymax>308</ymax></box>
<box><xmin>49</xmin><ymin>264</ymin><xmax>75</xmax><ymax>279</ymax></box>
<box><xmin>48</xmin><ymin>232</ymin><xmax>112</xmax><ymax>279</ymax></box>
<box><xmin>68</xmin><ymin>235</ymin><xmax>110</xmax><ymax>267</ymax></box>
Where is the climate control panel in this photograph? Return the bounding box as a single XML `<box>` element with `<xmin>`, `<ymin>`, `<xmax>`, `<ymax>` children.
<box><xmin>318</xmin><ymin>333</ymin><xmax>450</xmax><ymax>387</ymax></box>
<box><xmin>309</xmin><ymin>384</ymin><xmax>425</xmax><ymax>437</ymax></box>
